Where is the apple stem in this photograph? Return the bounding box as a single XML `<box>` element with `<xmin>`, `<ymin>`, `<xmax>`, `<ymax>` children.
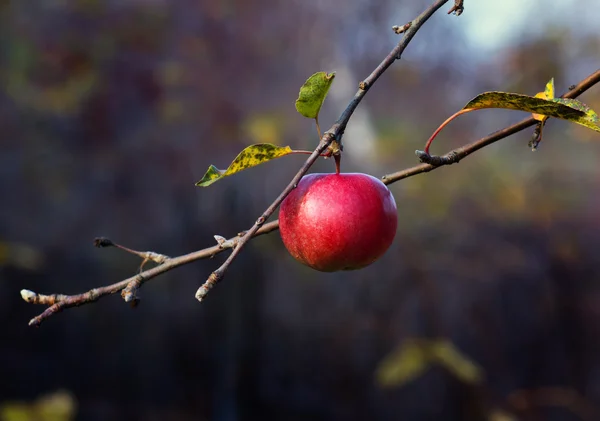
<box><xmin>334</xmin><ymin>154</ymin><xmax>341</xmax><ymax>174</ymax></box>
<box><xmin>423</xmin><ymin>108</ymin><xmax>475</xmax><ymax>155</ymax></box>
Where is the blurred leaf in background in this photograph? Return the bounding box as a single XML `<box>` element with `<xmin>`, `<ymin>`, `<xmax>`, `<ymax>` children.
<box><xmin>489</xmin><ymin>410</ymin><xmax>518</xmax><ymax>421</ymax></box>
<box><xmin>0</xmin><ymin>390</ymin><xmax>76</xmax><ymax>421</ymax></box>
<box><xmin>243</xmin><ymin>113</ymin><xmax>285</xmax><ymax>145</ymax></box>
<box><xmin>0</xmin><ymin>241</ymin><xmax>44</xmax><ymax>271</ymax></box>
<box><xmin>376</xmin><ymin>339</ymin><xmax>431</xmax><ymax>387</ymax></box>
<box><xmin>5</xmin><ymin>38</ymin><xmax>98</xmax><ymax>116</ymax></box>
<box><xmin>376</xmin><ymin>338</ymin><xmax>483</xmax><ymax>388</ymax></box>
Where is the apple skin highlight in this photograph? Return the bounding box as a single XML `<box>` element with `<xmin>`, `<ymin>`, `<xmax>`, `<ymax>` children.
<box><xmin>279</xmin><ymin>173</ymin><xmax>398</xmax><ymax>272</ymax></box>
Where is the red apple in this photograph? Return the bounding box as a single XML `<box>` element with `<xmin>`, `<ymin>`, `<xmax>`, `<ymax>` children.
<box><xmin>279</xmin><ymin>173</ymin><xmax>397</xmax><ymax>272</ymax></box>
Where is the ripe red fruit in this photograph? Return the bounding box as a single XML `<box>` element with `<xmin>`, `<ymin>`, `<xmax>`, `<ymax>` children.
<box><xmin>279</xmin><ymin>173</ymin><xmax>397</xmax><ymax>272</ymax></box>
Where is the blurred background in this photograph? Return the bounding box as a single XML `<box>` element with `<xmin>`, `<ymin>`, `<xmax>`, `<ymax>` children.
<box><xmin>2</xmin><ymin>0</ymin><xmax>600</xmax><ymax>420</ymax></box>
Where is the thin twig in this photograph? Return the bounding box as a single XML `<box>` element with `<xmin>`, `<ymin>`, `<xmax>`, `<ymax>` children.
<box><xmin>339</xmin><ymin>0</ymin><xmax>451</xmax><ymax>135</ymax></box>
<box><xmin>22</xmin><ymin>221</ymin><xmax>281</xmax><ymax>327</ymax></box>
<box><xmin>94</xmin><ymin>237</ymin><xmax>170</xmax><ymax>272</ymax></box>
<box><xmin>447</xmin><ymin>0</ymin><xmax>464</xmax><ymax>16</ymax></box>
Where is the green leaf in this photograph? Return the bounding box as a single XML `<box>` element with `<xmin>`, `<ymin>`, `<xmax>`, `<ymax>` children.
<box><xmin>196</xmin><ymin>143</ymin><xmax>293</xmax><ymax>187</ymax></box>
<box><xmin>464</xmin><ymin>91</ymin><xmax>600</xmax><ymax>133</ymax></box>
<box><xmin>295</xmin><ymin>71</ymin><xmax>335</xmax><ymax>119</ymax></box>
<box><xmin>553</xmin><ymin>97</ymin><xmax>597</xmax><ymax>114</ymax></box>
<box><xmin>552</xmin><ymin>98</ymin><xmax>600</xmax><ymax>132</ymax></box>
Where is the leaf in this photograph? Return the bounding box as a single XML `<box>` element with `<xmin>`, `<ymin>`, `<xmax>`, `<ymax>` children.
<box><xmin>489</xmin><ymin>410</ymin><xmax>518</xmax><ymax>421</ymax></box>
<box><xmin>431</xmin><ymin>340</ymin><xmax>483</xmax><ymax>384</ymax></box>
<box><xmin>295</xmin><ymin>71</ymin><xmax>335</xmax><ymax>119</ymax></box>
<box><xmin>0</xmin><ymin>390</ymin><xmax>76</xmax><ymax>421</ymax></box>
<box><xmin>243</xmin><ymin>114</ymin><xmax>283</xmax><ymax>145</ymax></box>
<box><xmin>376</xmin><ymin>338</ymin><xmax>483</xmax><ymax>388</ymax></box>
<box><xmin>532</xmin><ymin>78</ymin><xmax>555</xmax><ymax>121</ymax></box>
<box><xmin>464</xmin><ymin>91</ymin><xmax>600</xmax><ymax>133</ymax></box>
<box><xmin>0</xmin><ymin>241</ymin><xmax>44</xmax><ymax>271</ymax></box>
<box><xmin>544</xmin><ymin>77</ymin><xmax>555</xmax><ymax>99</ymax></box>
<box><xmin>552</xmin><ymin>97</ymin><xmax>600</xmax><ymax>132</ymax></box>
<box><xmin>532</xmin><ymin>92</ymin><xmax>548</xmax><ymax>122</ymax></box>
<box><xmin>553</xmin><ymin>97</ymin><xmax>599</xmax><ymax>115</ymax></box>
<box><xmin>196</xmin><ymin>143</ymin><xmax>293</xmax><ymax>187</ymax></box>
<box><xmin>376</xmin><ymin>339</ymin><xmax>431</xmax><ymax>388</ymax></box>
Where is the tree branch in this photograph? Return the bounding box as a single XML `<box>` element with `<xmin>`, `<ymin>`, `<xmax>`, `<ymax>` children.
<box><xmin>21</xmin><ymin>67</ymin><xmax>600</xmax><ymax>327</ymax></box>
<box><xmin>23</xmin><ymin>0</ymin><xmax>459</xmax><ymax>327</ymax></box>
<box><xmin>18</xmin><ymin>0</ymin><xmax>598</xmax><ymax>329</ymax></box>
<box><xmin>21</xmin><ymin>221</ymin><xmax>281</xmax><ymax>327</ymax></box>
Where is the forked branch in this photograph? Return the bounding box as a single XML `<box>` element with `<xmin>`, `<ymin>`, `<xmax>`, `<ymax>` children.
<box><xmin>20</xmin><ymin>0</ymin><xmax>599</xmax><ymax>328</ymax></box>
<box><xmin>22</xmin><ymin>0</ymin><xmax>460</xmax><ymax>327</ymax></box>
<box><xmin>21</xmin><ymin>67</ymin><xmax>600</xmax><ymax>327</ymax></box>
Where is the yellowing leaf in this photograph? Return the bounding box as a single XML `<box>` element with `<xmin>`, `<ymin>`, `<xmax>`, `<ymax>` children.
<box><xmin>532</xmin><ymin>78</ymin><xmax>555</xmax><ymax>121</ymax></box>
<box><xmin>376</xmin><ymin>339</ymin><xmax>431</xmax><ymax>388</ymax></box>
<box><xmin>0</xmin><ymin>390</ymin><xmax>76</xmax><ymax>421</ymax></box>
<box><xmin>431</xmin><ymin>340</ymin><xmax>483</xmax><ymax>384</ymax></box>
<box><xmin>544</xmin><ymin>77</ymin><xmax>555</xmax><ymax>99</ymax></box>
<box><xmin>295</xmin><ymin>71</ymin><xmax>335</xmax><ymax>119</ymax></box>
<box><xmin>464</xmin><ymin>92</ymin><xmax>600</xmax><ymax>133</ymax></box>
<box><xmin>0</xmin><ymin>241</ymin><xmax>44</xmax><ymax>271</ymax></box>
<box><xmin>196</xmin><ymin>143</ymin><xmax>293</xmax><ymax>187</ymax></box>
<box><xmin>489</xmin><ymin>410</ymin><xmax>518</xmax><ymax>421</ymax></box>
<box><xmin>376</xmin><ymin>338</ymin><xmax>483</xmax><ymax>388</ymax></box>
<box><xmin>243</xmin><ymin>114</ymin><xmax>282</xmax><ymax>145</ymax></box>
<box><xmin>532</xmin><ymin>93</ymin><xmax>548</xmax><ymax>122</ymax></box>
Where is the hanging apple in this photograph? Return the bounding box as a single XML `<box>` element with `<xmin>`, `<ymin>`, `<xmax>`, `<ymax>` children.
<box><xmin>279</xmin><ymin>173</ymin><xmax>397</xmax><ymax>272</ymax></box>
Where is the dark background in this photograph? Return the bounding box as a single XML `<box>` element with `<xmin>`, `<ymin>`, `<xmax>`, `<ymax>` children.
<box><xmin>2</xmin><ymin>0</ymin><xmax>600</xmax><ymax>420</ymax></box>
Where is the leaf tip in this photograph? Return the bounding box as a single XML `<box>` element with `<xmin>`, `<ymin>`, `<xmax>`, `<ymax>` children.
<box><xmin>195</xmin><ymin>165</ymin><xmax>222</xmax><ymax>187</ymax></box>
